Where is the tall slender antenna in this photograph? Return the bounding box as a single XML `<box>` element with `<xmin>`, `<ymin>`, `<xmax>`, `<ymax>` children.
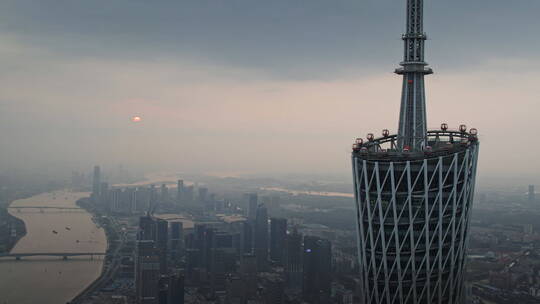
<box><xmin>396</xmin><ymin>0</ymin><xmax>433</xmax><ymax>151</ymax></box>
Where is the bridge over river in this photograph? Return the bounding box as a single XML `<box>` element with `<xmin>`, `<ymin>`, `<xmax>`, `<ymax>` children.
<box><xmin>8</xmin><ymin>206</ymin><xmax>82</xmax><ymax>210</ymax></box>
<box><xmin>7</xmin><ymin>206</ymin><xmax>84</xmax><ymax>213</ymax></box>
<box><xmin>0</xmin><ymin>252</ymin><xmax>106</xmax><ymax>260</ymax></box>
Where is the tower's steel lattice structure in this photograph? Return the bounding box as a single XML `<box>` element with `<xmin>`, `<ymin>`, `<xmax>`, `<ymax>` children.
<box><xmin>351</xmin><ymin>1</ymin><xmax>480</xmax><ymax>304</ymax></box>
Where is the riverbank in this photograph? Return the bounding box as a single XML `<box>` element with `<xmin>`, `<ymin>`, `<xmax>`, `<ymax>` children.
<box><xmin>0</xmin><ymin>206</ymin><xmax>27</xmax><ymax>253</ymax></box>
<box><xmin>1</xmin><ymin>186</ymin><xmax>65</xmax><ymax>254</ymax></box>
<box><xmin>70</xmin><ymin>197</ymin><xmax>122</xmax><ymax>304</ymax></box>
<box><xmin>0</xmin><ymin>192</ymin><xmax>46</xmax><ymax>254</ymax></box>
<box><xmin>0</xmin><ymin>191</ymin><xmax>107</xmax><ymax>304</ymax></box>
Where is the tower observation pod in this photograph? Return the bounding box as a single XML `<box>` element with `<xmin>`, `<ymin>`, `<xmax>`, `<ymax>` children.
<box><xmin>351</xmin><ymin>1</ymin><xmax>480</xmax><ymax>304</ymax></box>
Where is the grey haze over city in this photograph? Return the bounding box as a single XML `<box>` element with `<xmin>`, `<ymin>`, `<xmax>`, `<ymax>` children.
<box><xmin>3</xmin><ymin>2</ymin><xmax>540</xmax><ymax>304</ymax></box>
<box><xmin>1</xmin><ymin>0</ymin><xmax>539</xmax><ymax>185</ymax></box>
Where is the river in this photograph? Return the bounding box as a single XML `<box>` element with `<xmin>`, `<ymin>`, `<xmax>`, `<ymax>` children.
<box><xmin>0</xmin><ymin>191</ymin><xmax>107</xmax><ymax>304</ymax></box>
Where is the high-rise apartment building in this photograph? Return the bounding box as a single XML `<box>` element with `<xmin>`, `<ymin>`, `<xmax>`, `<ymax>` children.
<box><xmin>351</xmin><ymin>1</ymin><xmax>480</xmax><ymax>303</ymax></box>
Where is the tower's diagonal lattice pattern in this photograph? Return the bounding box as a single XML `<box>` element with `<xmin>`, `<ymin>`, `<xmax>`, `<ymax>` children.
<box><xmin>353</xmin><ymin>132</ymin><xmax>479</xmax><ymax>304</ymax></box>
<box><xmin>351</xmin><ymin>1</ymin><xmax>480</xmax><ymax>304</ymax></box>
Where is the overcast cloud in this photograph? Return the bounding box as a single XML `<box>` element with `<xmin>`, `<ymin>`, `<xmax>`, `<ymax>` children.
<box><xmin>1</xmin><ymin>0</ymin><xmax>539</xmax><ymax>185</ymax></box>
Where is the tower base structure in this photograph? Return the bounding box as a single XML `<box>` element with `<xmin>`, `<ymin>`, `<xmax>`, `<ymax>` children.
<box><xmin>352</xmin><ymin>127</ymin><xmax>479</xmax><ymax>304</ymax></box>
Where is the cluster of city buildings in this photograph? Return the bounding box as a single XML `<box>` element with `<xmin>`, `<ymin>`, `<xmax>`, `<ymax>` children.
<box><xmin>132</xmin><ymin>195</ymin><xmax>340</xmax><ymax>304</ymax></box>
<box><xmin>465</xmin><ymin>188</ymin><xmax>540</xmax><ymax>304</ymax></box>
<box><xmin>81</xmin><ymin>166</ymin><xmax>357</xmax><ymax>304</ymax></box>
<box><xmin>81</xmin><ymin>166</ymin><xmax>540</xmax><ymax>304</ymax></box>
<box><xmin>90</xmin><ymin>166</ymin><xmax>217</xmax><ymax>214</ymax></box>
<box><xmin>135</xmin><ymin>215</ymin><xmax>184</xmax><ymax>303</ymax></box>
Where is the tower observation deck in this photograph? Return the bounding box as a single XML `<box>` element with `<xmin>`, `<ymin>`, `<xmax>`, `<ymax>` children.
<box><xmin>351</xmin><ymin>1</ymin><xmax>480</xmax><ymax>304</ymax></box>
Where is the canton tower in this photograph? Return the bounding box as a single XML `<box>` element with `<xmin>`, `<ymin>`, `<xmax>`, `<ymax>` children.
<box><xmin>351</xmin><ymin>1</ymin><xmax>480</xmax><ymax>304</ymax></box>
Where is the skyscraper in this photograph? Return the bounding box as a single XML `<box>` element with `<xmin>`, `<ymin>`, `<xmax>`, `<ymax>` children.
<box><xmin>99</xmin><ymin>182</ymin><xmax>109</xmax><ymax>206</ymax></box>
<box><xmin>240</xmin><ymin>253</ymin><xmax>258</xmax><ymax>298</ymax></box>
<box><xmin>155</xmin><ymin>218</ymin><xmax>169</xmax><ymax>274</ymax></box>
<box><xmin>528</xmin><ymin>185</ymin><xmax>535</xmax><ymax>203</ymax></box>
<box><xmin>177</xmin><ymin>180</ymin><xmax>184</xmax><ymax>204</ymax></box>
<box><xmin>160</xmin><ymin>184</ymin><xmax>169</xmax><ymax>204</ymax></box>
<box><xmin>158</xmin><ymin>272</ymin><xmax>185</xmax><ymax>304</ymax></box>
<box><xmin>150</xmin><ymin>184</ymin><xmax>158</xmax><ymax>208</ymax></box>
<box><xmin>170</xmin><ymin>221</ymin><xmax>183</xmax><ymax>263</ymax></box>
<box><xmin>136</xmin><ymin>240</ymin><xmax>160</xmax><ymax>304</ymax></box>
<box><xmin>270</xmin><ymin>217</ymin><xmax>287</xmax><ymax>265</ymax></box>
<box><xmin>351</xmin><ymin>1</ymin><xmax>480</xmax><ymax>304</ymax></box>
<box><xmin>262</xmin><ymin>273</ymin><xmax>285</xmax><ymax>304</ymax></box>
<box><xmin>285</xmin><ymin>228</ymin><xmax>303</xmax><ymax>290</ymax></box>
<box><xmin>241</xmin><ymin>220</ymin><xmax>254</xmax><ymax>254</ymax></box>
<box><xmin>184</xmin><ymin>185</ymin><xmax>194</xmax><ymax>203</ymax></box>
<box><xmin>254</xmin><ymin>204</ymin><xmax>269</xmax><ymax>271</ymax></box>
<box><xmin>139</xmin><ymin>215</ymin><xmax>157</xmax><ymax>241</ymax></box>
<box><xmin>92</xmin><ymin>165</ymin><xmax>101</xmax><ymax>196</ymax></box>
<box><xmin>302</xmin><ymin>236</ymin><xmax>332</xmax><ymax>303</ymax></box>
<box><xmin>247</xmin><ymin>193</ymin><xmax>258</xmax><ymax>221</ymax></box>
<box><xmin>198</xmin><ymin>187</ymin><xmax>208</xmax><ymax>203</ymax></box>
<box><xmin>138</xmin><ymin>216</ymin><xmax>168</xmax><ymax>274</ymax></box>
<box><xmin>168</xmin><ymin>273</ymin><xmax>185</xmax><ymax>304</ymax></box>
<box><xmin>209</xmin><ymin>231</ymin><xmax>237</xmax><ymax>292</ymax></box>
<box><xmin>136</xmin><ymin>216</ymin><xmax>176</xmax><ymax>304</ymax></box>
<box><xmin>135</xmin><ymin>187</ymin><xmax>151</xmax><ymax>214</ymax></box>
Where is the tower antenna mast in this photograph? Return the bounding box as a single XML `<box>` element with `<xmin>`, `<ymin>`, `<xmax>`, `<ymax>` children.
<box><xmin>396</xmin><ymin>0</ymin><xmax>433</xmax><ymax>151</ymax></box>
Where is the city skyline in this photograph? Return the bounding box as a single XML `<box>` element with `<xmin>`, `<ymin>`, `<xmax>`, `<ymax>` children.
<box><xmin>2</xmin><ymin>1</ymin><xmax>540</xmax><ymax>304</ymax></box>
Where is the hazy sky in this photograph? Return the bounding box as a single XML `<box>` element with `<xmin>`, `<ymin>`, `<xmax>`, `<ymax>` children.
<box><xmin>1</xmin><ymin>0</ymin><xmax>540</xmax><ymax>183</ymax></box>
